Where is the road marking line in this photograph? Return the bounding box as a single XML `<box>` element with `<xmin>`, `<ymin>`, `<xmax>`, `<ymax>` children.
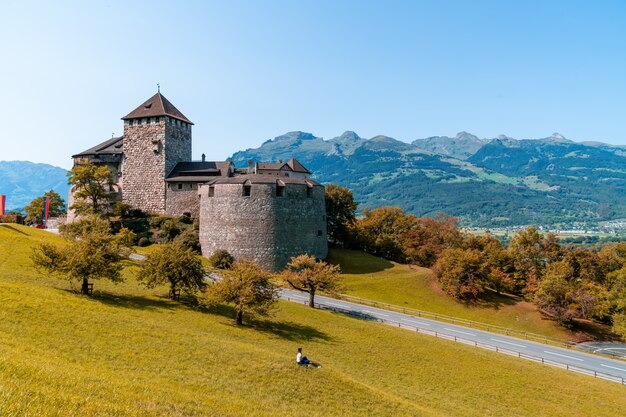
<box><xmin>443</xmin><ymin>328</ymin><xmax>476</xmax><ymax>337</ymax></box>
<box><xmin>543</xmin><ymin>351</ymin><xmax>583</xmax><ymax>361</ymax></box>
<box><xmin>490</xmin><ymin>338</ymin><xmax>527</xmax><ymax>348</ymax></box>
<box><xmin>400</xmin><ymin>318</ymin><xmax>431</xmax><ymax>326</ymax></box>
<box><xmin>601</xmin><ymin>364</ymin><xmax>626</xmax><ymax>372</ymax></box>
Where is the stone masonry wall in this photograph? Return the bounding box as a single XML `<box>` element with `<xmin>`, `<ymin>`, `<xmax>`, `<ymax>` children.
<box><xmin>165</xmin><ymin>182</ymin><xmax>201</xmax><ymax>217</ymax></box>
<box><xmin>122</xmin><ymin>118</ymin><xmax>191</xmax><ymax>214</ymax></box>
<box><xmin>199</xmin><ymin>182</ymin><xmax>327</xmax><ymax>272</ymax></box>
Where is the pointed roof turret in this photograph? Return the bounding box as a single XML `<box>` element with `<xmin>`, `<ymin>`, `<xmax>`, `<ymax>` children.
<box><xmin>122</xmin><ymin>92</ymin><xmax>193</xmax><ymax>124</ymax></box>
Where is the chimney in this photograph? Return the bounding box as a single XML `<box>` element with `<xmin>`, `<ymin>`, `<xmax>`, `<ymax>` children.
<box><xmin>201</xmin><ymin>153</ymin><xmax>206</xmax><ymax>162</ymax></box>
<box><xmin>248</xmin><ymin>159</ymin><xmax>256</xmax><ymax>174</ymax></box>
<box><xmin>278</xmin><ymin>159</ymin><xmax>283</xmax><ymax>164</ymax></box>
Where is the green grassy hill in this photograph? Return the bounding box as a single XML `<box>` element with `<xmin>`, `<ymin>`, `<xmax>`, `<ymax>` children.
<box><xmin>1</xmin><ymin>224</ymin><xmax>625</xmax><ymax>416</ymax></box>
<box><xmin>330</xmin><ymin>248</ymin><xmax>612</xmax><ymax>341</ymax></box>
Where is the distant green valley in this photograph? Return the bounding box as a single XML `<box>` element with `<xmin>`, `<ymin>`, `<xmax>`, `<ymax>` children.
<box><xmin>231</xmin><ymin>131</ymin><xmax>626</xmax><ymax>228</ymax></box>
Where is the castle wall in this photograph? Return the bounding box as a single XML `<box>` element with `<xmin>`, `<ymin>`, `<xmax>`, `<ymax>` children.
<box><xmin>198</xmin><ymin>182</ymin><xmax>328</xmax><ymax>272</ymax></box>
<box><xmin>122</xmin><ymin>118</ymin><xmax>191</xmax><ymax>214</ymax></box>
<box><xmin>165</xmin><ymin>182</ymin><xmax>201</xmax><ymax>217</ymax></box>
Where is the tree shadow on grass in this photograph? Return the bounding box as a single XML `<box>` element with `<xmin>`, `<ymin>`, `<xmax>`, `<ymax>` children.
<box><xmin>60</xmin><ymin>288</ymin><xmax>182</xmax><ymax>311</ymax></box>
<box><xmin>201</xmin><ymin>304</ymin><xmax>332</xmax><ymax>342</ymax></box>
<box><xmin>0</xmin><ymin>224</ymin><xmax>29</xmax><ymax>235</ymax></box>
<box><xmin>470</xmin><ymin>290</ymin><xmax>519</xmax><ymax>311</ymax></box>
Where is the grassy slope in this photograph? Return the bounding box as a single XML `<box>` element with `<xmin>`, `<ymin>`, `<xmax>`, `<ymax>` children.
<box><xmin>1</xmin><ymin>225</ymin><xmax>625</xmax><ymax>417</ymax></box>
<box><xmin>328</xmin><ymin>248</ymin><xmax>580</xmax><ymax>340</ymax></box>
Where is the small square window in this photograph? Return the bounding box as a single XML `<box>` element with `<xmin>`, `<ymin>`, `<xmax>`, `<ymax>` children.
<box><xmin>243</xmin><ymin>185</ymin><xmax>251</xmax><ymax>197</ymax></box>
<box><xmin>276</xmin><ymin>185</ymin><xmax>285</xmax><ymax>197</ymax></box>
<box><xmin>307</xmin><ymin>187</ymin><xmax>313</xmax><ymax>198</ymax></box>
<box><xmin>208</xmin><ymin>186</ymin><xmax>215</xmax><ymax>197</ymax></box>
<box><xmin>317</xmin><ymin>230</ymin><xmax>323</xmax><ymax>237</ymax></box>
<box><xmin>177</xmin><ymin>183</ymin><xmax>183</xmax><ymax>190</ymax></box>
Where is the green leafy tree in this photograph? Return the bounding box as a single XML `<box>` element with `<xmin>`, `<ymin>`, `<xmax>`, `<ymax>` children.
<box><xmin>202</xmin><ymin>259</ymin><xmax>278</xmax><ymax>325</ymax></box>
<box><xmin>434</xmin><ymin>248</ymin><xmax>489</xmax><ymax>299</ymax></box>
<box><xmin>508</xmin><ymin>227</ymin><xmax>563</xmax><ymax>296</ymax></box>
<box><xmin>325</xmin><ymin>184</ymin><xmax>358</xmax><ymax>247</ymax></box>
<box><xmin>354</xmin><ymin>206</ymin><xmax>418</xmax><ymax>261</ymax></box>
<box><xmin>282</xmin><ymin>254</ymin><xmax>342</xmax><ymax>308</ymax></box>
<box><xmin>67</xmin><ymin>161</ymin><xmax>115</xmax><ymax>216</ymax></box>
<box><xmin>31</xmin><ymin>216</ymin><xmax>129</xmax><ymax>294</ymax></box>
<box><xmin>24</xmin><ymin>190</ymin><xmax>66</xmax><ymax>224</ymax></box>
<box><xmin>137</xmin><ymin>242</ymin><xmax>206</xmax><ymax>299</ymax></box>
<box><xmin>534</xmin><ymin>261</ymin><xmax>577</xmax><ymax>327</ymax></box>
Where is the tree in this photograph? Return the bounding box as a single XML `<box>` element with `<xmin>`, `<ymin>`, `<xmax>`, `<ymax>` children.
<box><xmin>508</xmin><ymin>227</ymin><xmax>563</xmax><ymax>296</ymax></box>
<box><xmin>325</xmin><ymin>184</ymin><xmax>358</xmax><ymax>247</ymax></box>
<box><xmin>202</xmin><ymin>259</ymin><xmax>278</xmax><ymax>325</ymax></box>
<box><xmin>137</xmin><ymin>242</ymin><xmax>206</xmax><ymax>299</ymax></box>
<box><xmin>67</xmin><ymin>161</ymin><xmax>115</xmax><ymax>216</ymax></box>
<box><xmin>282</xmin><ymin>254</ymin><xmax>342</xmax><ymax>308</ymax></box>
<box><xmin>354</xmin><ymin>206</ymin><xmax>418</xmax><ymax>261</ymax></box>
<box><xmin>31</xmin><ymin>216</ymin><xmax>129</xmax><ymax>294</ymax></box>
<box><xmin>434</xmin><ymin>248</ymin><xmax>489</xmax><ymax>299</ymax></box>
<box><xmin>534</xmin><ymin>261</ymin><xmax>577</xmax><ymax>327</ymax></box>
<box><xmin>24</xmin><ymin>190</ymin><xmax>66</xmax><ymax>224</ymax></box>
<box><xmin>402</xmin><ymin>213</ymin><xmax>464</xmax><ymax>267</ymax></box>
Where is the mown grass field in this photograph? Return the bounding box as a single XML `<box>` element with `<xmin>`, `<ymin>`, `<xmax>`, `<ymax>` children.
<box><xmin>1</xmin><ymin>224</ymin><xmax>625</xmax><ymax>416</ymax></box>
<box><xmin>328</xmin><ymin>248</ymin><xmax>594</xmax><ymax>340</ymax></box>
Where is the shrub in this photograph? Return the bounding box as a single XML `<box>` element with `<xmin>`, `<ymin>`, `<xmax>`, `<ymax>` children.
<box><xmin>112</xmin><ymin>202</ymin><xmax>133</xmax><ymax>219</ymax></box>
<box><xmin>137</xmin><ymin>237</ymin><xmax>151</xmax><ymax>247</ymax></box>
<box><xmin>174</xmin><ymin>227</ymin><xmax>201</xmax><ymax>253</ymax></box>
<box><xmin>209</xmin><ymin>249</ymin><xmax>234</xmax><ymax>270</ymax></box>
<box><xmin>159</xmin><ymin>219</ymin><xmax>182</xmax><ymax>242</ymax></box>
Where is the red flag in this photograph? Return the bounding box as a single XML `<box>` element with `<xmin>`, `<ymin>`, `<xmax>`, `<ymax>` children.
<box><xmin>0</xmin><ymin>195</ymin><xmax>5</xmax><ymax>216</ymax></box>
<box><xmin>43</xmin><ymin>196</ymin><xmax>51</xmax><ymax>224</ymax></box>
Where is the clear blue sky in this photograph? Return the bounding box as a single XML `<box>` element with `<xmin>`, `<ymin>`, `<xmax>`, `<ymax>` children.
<box><xmin>1</xmin><ymin>0</ymin><xmax>625</xmax><ymax>169</ymax></box>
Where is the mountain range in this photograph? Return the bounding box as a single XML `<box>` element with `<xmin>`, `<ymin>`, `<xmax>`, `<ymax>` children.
<box><xmin>231</xmin><ymin>131</ymin><xmax>626</xmax><ymax>227</ymax></box>
<box><xmin>0</xmin><ymin>161</ymin><xmax>69</xmax><ymax>211</ymax></box>
<box><xmin>3</xmin><ymin>132</ymin><xmax>625</xmax><ymax>228</ymax></box>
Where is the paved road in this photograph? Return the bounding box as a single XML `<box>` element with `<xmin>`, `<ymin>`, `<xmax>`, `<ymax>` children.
<box><xmin>280</xmin><ymin>289</ymin><xmax>626</xmax><ymax>385</ymax></box>
<box><xmin>128</xmin><ymin>252</ymin><xmax>626</xmax><ymax>385</ymax></box>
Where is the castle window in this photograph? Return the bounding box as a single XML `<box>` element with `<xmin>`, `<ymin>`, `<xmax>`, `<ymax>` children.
<box><xmin>276</xmin><ymin>185</ymin><xmax>285</xmax><ymax>197</ymax></box>
<box><xmin>177</xmin><ymin>183</ymin><xmax>183</xmax><ymax>190</ymax></box>
<box><xmin>306</xmin><ymin>187</ymin><xmax>313</xmax><ymax>198</ymax></box>
<box><xmin>243</xmin><ymin>185</ymin><xmax>251</xmax><ymax>197</ymax></box>
<box><xmin>128</xmin><ymin>120</ymin><xmax>133</xmax><ymax>126</ymax></box>
<box><xmin>208</xmin><ymin>186</ymin><xmax>214</xmax><ymax>197</ymax></box>
<box><xmin>317</xmin><ymin>230</ymin><xmax>323</xmax><ymax>237</ymax></box>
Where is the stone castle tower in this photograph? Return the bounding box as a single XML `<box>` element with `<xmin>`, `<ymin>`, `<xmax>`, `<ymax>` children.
<box><xmin>71</xmin><ymin>91</ymin><xmax>328</xmax><ymax>271</ymax></box>
<box><xmin>121</xmin><ymin>92</ymin><xmax>193</xmax><ymax>214</ymax></box>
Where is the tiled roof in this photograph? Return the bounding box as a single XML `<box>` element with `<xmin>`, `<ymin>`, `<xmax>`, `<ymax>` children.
<box><xmin>286</xmin><ymin>158</ymin><xmax>311</xmax><ymax>174</ymax></box>
<box><xmin>166</xmin><ymin>161</ymin><xmax>232</xmax><ymax>182</ymax></box>
<box><xmin>72</xmin><ymin>136</ymin><xmax>124</xmax><ymax>158</ymax></box>
<box><xmin>257</xmin><ymin>162</ymin><xmax>287</xmax><ymax>171</ymax></box>
<box><xmin>122</xmin><ymin>92</ymin><xmax>193</xmax><ymax>124</ymax></box>
<box><xmin>207</xmin><ymin>174</ymin><xmax>321</xmax><ymax>186</ymax></box>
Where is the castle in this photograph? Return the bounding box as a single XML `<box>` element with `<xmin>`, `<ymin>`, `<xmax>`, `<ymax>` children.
<box><xmin>70</xmin><ymin>91</ymin><xmax>328</xmax><ymax>271</ymax></box>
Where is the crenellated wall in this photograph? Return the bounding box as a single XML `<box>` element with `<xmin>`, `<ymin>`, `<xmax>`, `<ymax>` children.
<box><xmin>198</xmin><ymin>181</ymin><xmax>328</xmax><ymax>272</ymax></box>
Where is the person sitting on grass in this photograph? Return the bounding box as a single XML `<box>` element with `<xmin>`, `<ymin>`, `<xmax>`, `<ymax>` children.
<box><xmin>296</xmin><ymin>347</ymin><xmax>321</xmax><ymax>368</ymax></box>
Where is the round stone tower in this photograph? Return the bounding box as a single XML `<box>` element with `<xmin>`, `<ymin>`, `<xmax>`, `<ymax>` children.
<box><xmin>121</xmin><ymin>92</ymin><xmax>193</xmax><ymax>214</ymax></box>
<box><xmin>198</xmin><ymin>176</ymin><xmax>328</xmax><ymax>272</ymax></box>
